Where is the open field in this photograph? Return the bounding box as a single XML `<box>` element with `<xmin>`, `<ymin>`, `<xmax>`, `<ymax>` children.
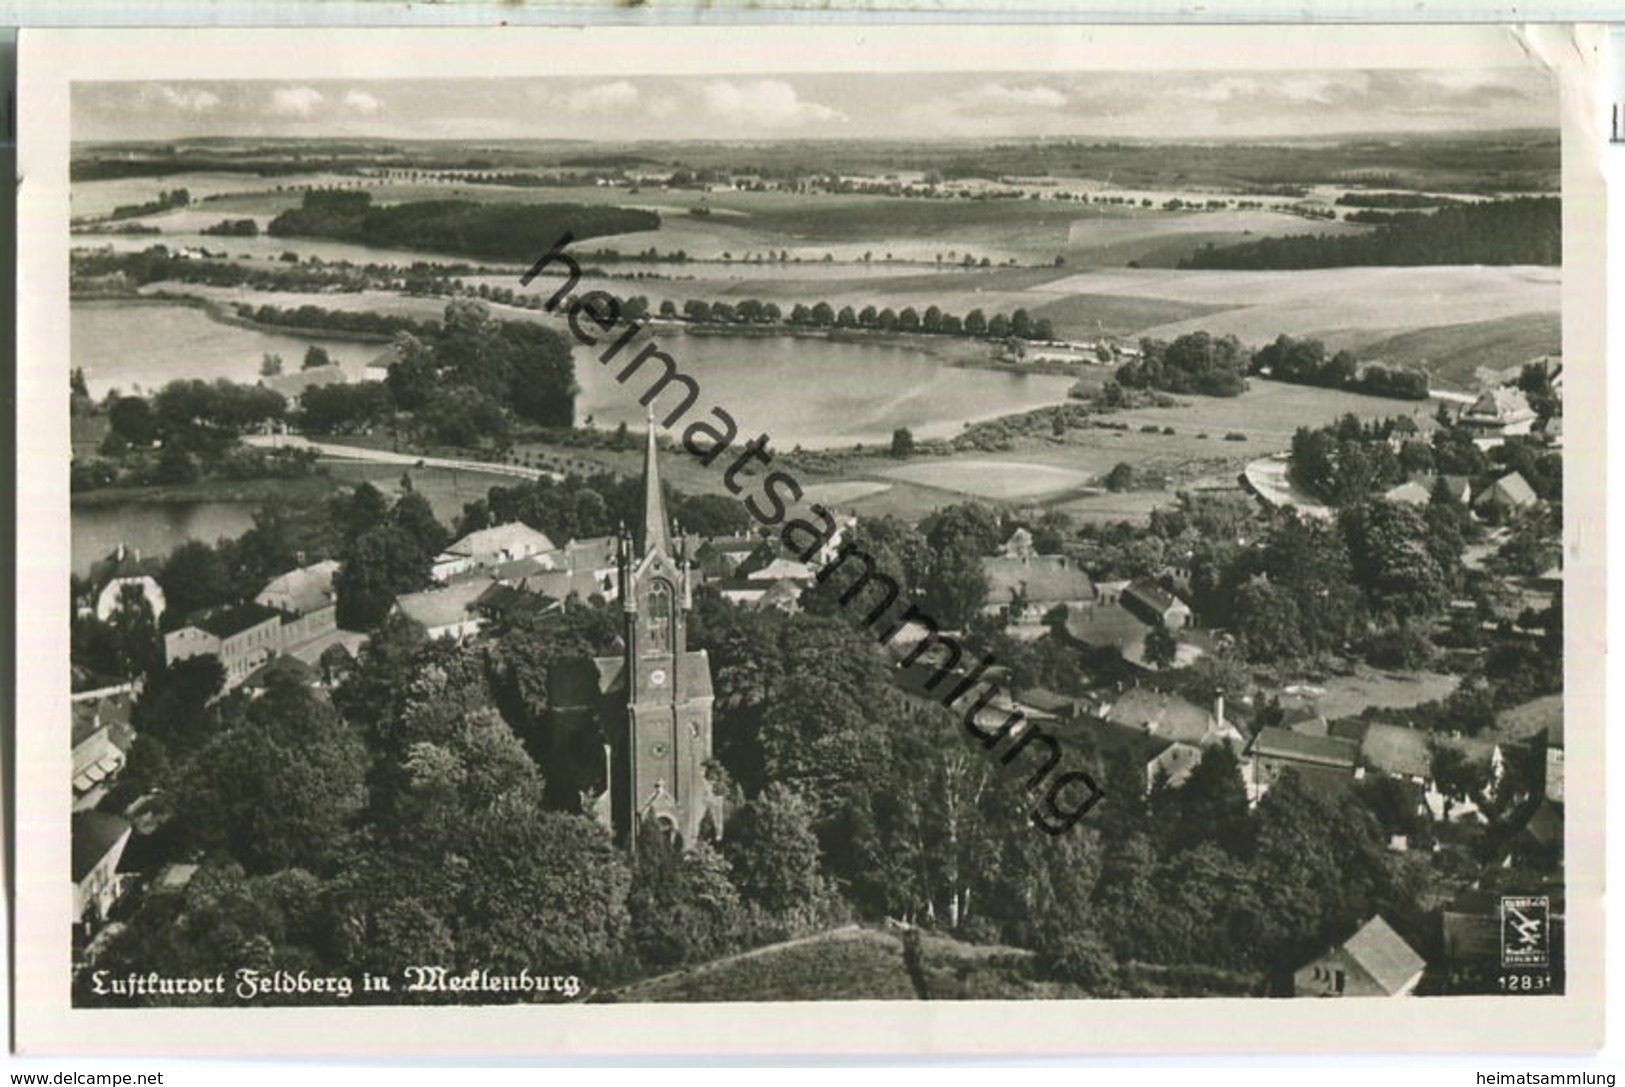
<box><xmin>97</xmin><ymin>158</ymin><xmax>1560</xmax><ymax>388</ymax></box>
<box><xmin>1285</xmin><ymin>667</ymin><xmax>1462</xmax><ymax>721</ymax></box>
<box><xmin>878</xmin><ymin>459</ymin><xmax>1097</xmax><ymax>500</ymax></box>
<box><xmin>614</xmin><ymin>925</ymin><xmax>1063</xmax><ymax>1003</ymax></box>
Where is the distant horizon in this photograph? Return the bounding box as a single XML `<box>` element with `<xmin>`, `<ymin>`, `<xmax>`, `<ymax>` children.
<box><xmin>72</xmin><ymin>70</ymin><xmax>1556</xmax><ymax>143</ymax></box>
<box><xmin>73</xmin><ymin>126</ymin><xmax>1559</xmax><ymax>151</ymax></box>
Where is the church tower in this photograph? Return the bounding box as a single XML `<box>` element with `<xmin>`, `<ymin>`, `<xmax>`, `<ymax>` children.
<box><xmin>608</xmin><ymin>414</ymin><xmax>721</xmax><ymax>849</ymax></box>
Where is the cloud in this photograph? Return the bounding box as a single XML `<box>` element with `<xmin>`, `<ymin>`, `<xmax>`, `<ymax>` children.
<box><xmin>961</xmin><ymin>83</ymin><xmax>1067</xmax><ymax>110</ymax></box>
<box><xmin>343</xmin><ymin>90</ymin><xmax>382</xmax><ymax>114</ymax></box>
<box><xmin>700</xmin><ymin>80</ymin><xmax>845</xmax><ymax>129</ymax></box>
<box><xmin>563</xmin><ymin>81</ymin><xmax>641</xmax><ymax>114</ymax></box>
<box><xmin>1184</xmin><ymin>74</ymin><xmax>1345</xmax><ymax>106</ymax></box>
<box><xmin>151</xmin><ymin>85</ymin><xmax>220</xmax><ymax>113</ymax></box>
<box><xmin>269</xmin><ymin>86</ymin><xmax>325</xmax><ymax>118</ymax></box>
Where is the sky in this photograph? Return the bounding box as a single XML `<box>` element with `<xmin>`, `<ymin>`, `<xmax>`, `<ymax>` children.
<box><xmin>72</xmin><ymin>69</ymin><xmax>1556</xmax><ymax>144</ymax></box>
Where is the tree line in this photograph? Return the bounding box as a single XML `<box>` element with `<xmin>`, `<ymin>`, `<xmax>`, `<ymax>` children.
<box><xmin>1114</xmin><ymin>330</ymin><xmax>1429</xmax><ymax>400</ymax></box>
<box><xmin>653</xmin><ymin>295</ymin><xmax>1059</xmax><ymax>343</ymax></box>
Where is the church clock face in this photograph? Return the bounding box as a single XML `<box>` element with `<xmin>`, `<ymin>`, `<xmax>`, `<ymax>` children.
<box><xmin>649</xmin><ymin>668</ymin><xmax>667</xmax><ymax>687</ymax></box>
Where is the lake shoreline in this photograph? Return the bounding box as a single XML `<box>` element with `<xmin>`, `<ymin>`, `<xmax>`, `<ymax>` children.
<box><xmin>71</xmin><ymin>472</ymin><xmax>340</xmax><ymax>509</ymax></box>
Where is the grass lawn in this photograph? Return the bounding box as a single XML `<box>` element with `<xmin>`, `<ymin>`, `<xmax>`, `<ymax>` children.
<box><xmin>615</xmin><ymin>926</ymin><xmax>1068</xmax><ymax>1003</ymax></box>
<box><xmin>616</xmin><ymin>928</ymin><xmax>920</xmax><ymax>1003</ymax></box>
<box><xmin>1297</xmin><ymin>666</ymin><xmax>1463</xmax><ymax>721</ymax></box>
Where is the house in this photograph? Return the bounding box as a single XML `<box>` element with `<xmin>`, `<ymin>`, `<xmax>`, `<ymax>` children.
<box><xmin>1384</xmin><ymin>479</ymin><xmax>1433</xmax><ymax>507</ymax></box>
<box><xmin>1121</xmin><ymin>580</ymin><xmax>1193</xmax><ymax>630</ymax></box>
<box><xmin>1090</xmin><ymin>720</ymin><xmax>1205</xmax><ymax>793</ymax></box>
<box><xmin>73</xmin><ymin>810</ymin><xmax>133</xmax><ymax>929</ymax></box>
<box><xmin>255</xmin><ymin>558</ymin><xmax>341</xmax><ymax>645</ymax></box>
<box><xmin>391</xmin><ymin>579</ymin><xmax>492</xmax><ymax>640</ymax></box>
<box><xmin>1294</xmin><ymin>915</ymin><xmax>1426</xmax><ymax>997</ymax></box>
<box><xmin>431</xmin><ymin>522</ymin><xmax>557</xmax><ymax>582</ymax></box>
<box><xmin>1475</xmin><ymin>694</ymin><xmax>1563</xmax><ymax>804</ymax></box>
<box><xmin>1093</xmin><ymin>579</ymin><xmax>1132</xmax><ymax>606</ymax></box>
<box><xmin>164</xmin><ymin>602</ymin><xmax>285</xmax><ymax>688</ymax></box>
<box><xmin>1245</xmin><ymin>727</ymin><xmax>1359</xmax><ymax>801</ymax></box>
<box><xmin>72</xmin><ymin>694</ymin><xmax>135</xmax><ymax>810</ymax></box>
<box><xmin>1384</xmin><ymin>472</ymin><xmax>1470</xmax><ymax>507</ymax></box>
<box><xmin>1330</xmin><ymin>720</ymin><xmax>1433</xmax><ymax>784</ymax></box>
<box><xmin>999</xmin><ymin>527</ymin><xmax>1036</xmax><ymax>558</ymax></box>
<box><xmin>1474</xmin><ymin>471</ymin><xmax>1539</xmax><ymax>516</ymax></box>
<box><xmin>1276</xmin><ymin>692</ymin><xmax>1328</xmax><ymax>736</ymax></box>
<box><xmin>980</xmin><ymin>554</ymin><xmax>1094</xmax><ymax>628</ymax></box>
<box><xmin>556</xmin><ymin>535</ymin><xmax>621</xmax><ymax>600</ymax></box>
<box><xmin>524</xmin><ymin>565</ymin><xmax>619</xmax><ymax>604</ymax></box>
<box><xmin>1461</xmin><ymin>387</ymin><xmax>1536</xmax><ymax>437</ymax></box>
<box><xmin>744</xmin><ymin>557</ymin><xmax>817</xmax><ymax>586</ymax></box>
<box><xmin>256</xmin><ymin>558</ymin><xmax>340</xmax><ymax>615</ymax></box>
<box><xmin>1065</xmin><ymin>600</ymin><xmax>1151</xmax><ymax>651</ymax></box>
<box><xmin>84</xmin><ymin>544</ymin><xmax>167</xmax><ymax>623</ymax></box>
<box><xmin>1536</xmin><ymin>414</ymin><xmax>1563</xmax><ymax>447</ymax></box>
<box><xmin>1507</xmin><ymin>797</ymin><xmax>1563</xmax><ymax>868</ymax></box>
<box><xmin>1102</xmin><ymin>687</ymin><xmax>1243</xmax><ymax>751</ymax></box>
<box><xmin>260</xmin><ymin>361</ymin><xmax>364</xmax><ymax>408</ymax></box>
<box><xmin>693</xmin><ymin>535</ymin><xmax>764</xmax><ymax>580</ymax></box>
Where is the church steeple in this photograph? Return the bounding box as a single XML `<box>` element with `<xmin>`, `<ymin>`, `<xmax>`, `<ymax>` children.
<box><xmin>639</xmin><ymin>407</ymin><xmax>671</xmax><ymax>557</ymax></box>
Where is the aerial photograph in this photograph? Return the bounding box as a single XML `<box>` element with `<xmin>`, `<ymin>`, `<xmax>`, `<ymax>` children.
<box><xmin>66</xmin><ymin>64</ymin><xmax>1565</xmax><ymax>1006</ymax></box>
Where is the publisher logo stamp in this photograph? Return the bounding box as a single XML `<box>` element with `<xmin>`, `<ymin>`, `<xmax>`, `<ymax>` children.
<box><xmin>1500</xmin><ymin>896</ymin><xmax>1550</xmax><ymax>968</ymax></box>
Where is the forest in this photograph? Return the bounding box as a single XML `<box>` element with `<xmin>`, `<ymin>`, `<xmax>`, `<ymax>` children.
<box><xmin>267</xmin><ymin>191</ymin><xmax>661</xmax><ymax>262</ymax></box>
<box><xmin>1180</xmin><ymin>198</ymin><xmax>1560</xmax><ymax>270</ymax></box>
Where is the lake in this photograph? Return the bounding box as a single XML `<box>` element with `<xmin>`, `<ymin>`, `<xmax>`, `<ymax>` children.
<box><xmin>73</xmin><ymin>301</ymin><xmax>376</xmax><ymax>398</ymax></box>
<box><xmin>73</xmin><ymin>300</ymin><xmax>1080</xmax><ymax>448</ymax></box>
<box><xmin>72</xmin><ymin>500</ymin><xmax>258</xmax><ymax>576</ymax></box>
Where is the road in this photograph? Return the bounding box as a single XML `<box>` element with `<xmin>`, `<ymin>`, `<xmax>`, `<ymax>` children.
<box><xmin>245</xmin><ymin>433</ymin><xmax>561</xmax><ymax>482</ymax></box>
<box><xmin>1241</xmin><ymin>454</ymin><xmax>1334</xmax><ymax>520</ymax></box>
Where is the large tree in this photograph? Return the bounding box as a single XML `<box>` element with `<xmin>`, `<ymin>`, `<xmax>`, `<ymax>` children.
<box><xmin>335</xmin><ymin>524</ymin><xmax>433</xmax><ymax>631</ymax></box>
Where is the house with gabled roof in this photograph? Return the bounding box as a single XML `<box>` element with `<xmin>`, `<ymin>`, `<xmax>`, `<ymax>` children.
<box><xmin>432</xmin><ymin>522</ymin><xmax>558</xmax><ymax>582</ymax></box>
<box><xmin>1122</xmin><ymin>580</ymin><xmax>1193</xmax><ymax>630</ymax></box>
<box><xmin>72</xmin><ymin>694</ymin><xmax>135</xmax><ymax>811</ymax></box>
<box><xmin>83</xmin><ymin>544</ymin><xmax>167</xmax><ymax>623</ymax></box>
<box><xmin>1103</xmin><ymin>686</ymin><xmax>1242</xmax><ymax>752</ymax></box>
<box><xmin>73</xmin><ymin>810</ymin><xmax>133</xmax><ymax>930</ymax></box>
<box><xmin>391</xmin><ymin>578</ymin><xmax>492</xmax><ymax>641</ymax></box>
<box><xmin>1245</xmin><ymin>727</ymin><xmax>1359</xmax><ymax>801</ymax></box>
<box><xmin>980</xmin><ymin>554</ymin><xmax>1094</xmax><ymax>630</ymax></box>
<box><xmin>1294</xmin><ymin>915</ymin><xmax>1426</xmax><ymax>997</ymax></box>
<box><xmin>1462</xmin><ymin>386</ymin><xmax>1536</xmax><ymax>437</ymax></box>
<box><xmin>163</xmin><ymin>602</ymin><xmax>284</xmax><ymax>688</ymax></box>
<box><xmin>1474</xmin><ymin>471</ymin><xmax>1539</xmax><ymax>516</ymax></box>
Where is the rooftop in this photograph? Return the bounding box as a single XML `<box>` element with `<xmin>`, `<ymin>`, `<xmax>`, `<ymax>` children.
<box><xmin>1337</xmin><ymin>915</ymin><xmax>1426</xmax><ymax>995</ymax></box>
<box><xmin>1250</xmin><ymin>727</ymin><xmax>1359</xmax><ymax>769</ymax></box>
<box><xmin>1104</xmin><ymin>687</ymin><xmax>1214</xmax><ymax>746</ymax></box>
<box><xmin>1331</xmin><ymin>721</ymin><xmax>1433</xmax><ymax>779</ymax></box>
<box><xmin>72</xmin><ymin>810</ymin><xmax>132</xmax><ymax>883</ymax></box>
<box><xmin>184</xmin><ymin>602</ymin><xmax>283</xmax><ymax>640</ymax></box>
<box><xmin>392</xmin><ymin>579</ymin><xmax>491</xmax><ymax>631</ymax></box>
<box><xmin>257</xmin><ymin>559</ymin><xmax>340</xmax><ymax>615</ymax></box>
<box><xmin>443</xmin><ymin>521</ymin><xmax>556</xmax><ymax>560</ymax></box>
<box><xmin>981</xmin><ymin>554</ymin><xmax>1094</xmax><ymax>607</ymax></box>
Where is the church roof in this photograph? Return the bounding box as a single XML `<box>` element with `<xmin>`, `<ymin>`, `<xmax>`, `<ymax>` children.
<box><xmin>641</xmin><ymin>412</ymin><xmax>671</xmax><ymax>557</ymax></box>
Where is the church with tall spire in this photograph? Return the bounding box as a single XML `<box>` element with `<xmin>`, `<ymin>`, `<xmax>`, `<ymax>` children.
<box><xmin>546</xmin><ymin>414</ymin><xmax>723</xmax><ymax>850</ymax></box>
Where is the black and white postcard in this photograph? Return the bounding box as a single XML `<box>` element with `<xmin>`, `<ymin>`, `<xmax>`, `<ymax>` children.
<box><xmin>14</xmin><ymin>23</ymin><xmax>1606</xmax><ymax>1055</ymax></box>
